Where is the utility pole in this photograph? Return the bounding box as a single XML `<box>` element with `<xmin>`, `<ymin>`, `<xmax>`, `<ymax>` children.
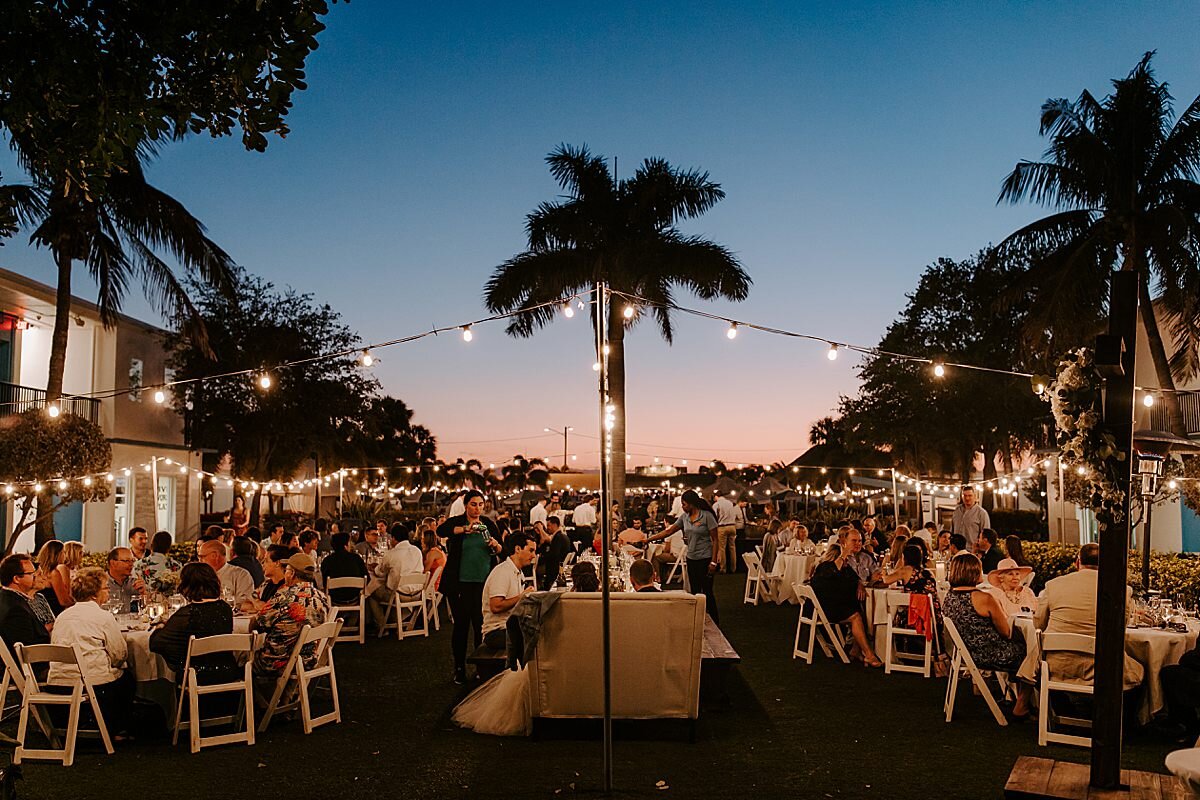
<box><xmin>545</xmin><ymin>426</ymin><xmax>573</xmax><ymax>469</ymax></box>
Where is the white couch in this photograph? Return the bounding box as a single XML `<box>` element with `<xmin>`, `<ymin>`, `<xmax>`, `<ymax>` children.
<box><xmin>526</xmin><ymin>591</ymin><xmax>705</xmax><ymax>721</ymax></box>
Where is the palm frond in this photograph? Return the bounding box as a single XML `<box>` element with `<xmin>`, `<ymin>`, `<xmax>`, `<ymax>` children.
<box><xmin>1148</xmin><ymin>93</ymin><xmax>1200</xmax><ymax>186</ymax></box>
<box><xmin>998</xmin><ymin>161</ymin><xmax>1095</xmax><ymax>207</ymax></box>
<box><xmin>625</xmin><ymin>159</ymin><xmax>725</xmax><ymax>228</ymax></box>
<box><xmin>545</xmin><ymin>144</ymin><xmax>613</xmax><ymax>202</ymax></box>
<box><xmin>483</xmin><ymin>249</ymin><xmax>595</xmax><ymax>336</ymax></box>
<box><xmin>638</xmin><ymin>234</ymin><xmax>750</xmax><ymax>302</ymax></box>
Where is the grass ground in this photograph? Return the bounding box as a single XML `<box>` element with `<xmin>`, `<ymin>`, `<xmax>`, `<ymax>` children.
<box><xmin>12</xmin><ymin>576</ymin><xmax>1185</xmax><ymax>800</ymax></box>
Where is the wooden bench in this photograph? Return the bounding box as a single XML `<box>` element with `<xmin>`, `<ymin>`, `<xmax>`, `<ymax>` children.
<box><xmin>1005</xmin><ymin>756</ymin><xmax>1189</xmax><ymax>800</ymax></box>
<box><xmin>700</xmin><ymin>615</ymin><xmax>740</xmax><ymax>702</ymax></box>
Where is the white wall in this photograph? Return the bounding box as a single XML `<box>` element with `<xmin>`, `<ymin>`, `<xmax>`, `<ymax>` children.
<box><xmin>18</xmin><ymin>323</ymin><xmax>95</xmax><ymax>395</ymax></box>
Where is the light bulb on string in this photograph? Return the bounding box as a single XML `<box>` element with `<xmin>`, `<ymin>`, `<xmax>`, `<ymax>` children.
<box><xmin>461</xmin><ymin>325</ymin><xmax>473</xmax><ymax>342</ymax></box>
<box><xmin>623</xmin><ymin>305</ymin><xmax>635</xmax><ymax>320</ymax></box>
<box><xmin>1143</xmin><ymin>392</ymin><xmax>1155</xmax><ymax>408</ymax></box>
<box><xmin>933</xmin><ymin>362</ymin><xmax>946</xmax><ymax>378</ymax></box>
<box><xmin>726</xmin><ymin>323</ymin><xmax>738</xmax><ymax>340</ymax></box>
<box><xmin>83</xmin><ymin>477</ymin><xmax>92</xmax><ymax>487</ymax></box>
<box><xmin>57</xmin><ymin>479</ymin><xmax>68</xmax><ymax>491</ymax></box>
<box><xmin>153</xmin><ymin>389</ymin><xmax>166</xmax><ymax>404</ymax></box>
<box><xmin>1168</xmin><ymin>479</ymin><xmax>1178</xmax><ymax>490</ymax></box>
<box><xmin>562</xmin><ymin>303</ymin><xmax>575</xmax><ymax>319</ymax></box>
<box><xmin>360</xmin><ymin>350</ymin><xmax>374</xmax><ymax>367</ymax></box>
<box><xmin>592</xmin><ymin>362</ymin><xmax>601</xmax><ymax>372</ymax></box>
<box><xmin>258</xmin><ymin>373</ymin><xmax>272</xmax><ymax>390</ymax></box>
<box><xmin>47</xmin><ymin>404</ymin><xmax>60</xmax><ymax>418</ymax></box>
<box><xmin>827</xmin><ymin>344</ymin><xmax>838</xmax><ymax>361</ymax></box>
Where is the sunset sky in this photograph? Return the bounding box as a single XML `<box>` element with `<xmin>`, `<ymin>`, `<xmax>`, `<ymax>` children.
<box><xmin>2</xmin><ymin>2</ymin><xmax>1198</xmax><ymax>468</ymax></box>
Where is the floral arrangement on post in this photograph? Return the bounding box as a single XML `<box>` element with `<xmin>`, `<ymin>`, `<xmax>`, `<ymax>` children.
<box><xmin>1041</xmin><ymin>348</ymin><xmax>1127</xmax><ymax>528</ymax></box>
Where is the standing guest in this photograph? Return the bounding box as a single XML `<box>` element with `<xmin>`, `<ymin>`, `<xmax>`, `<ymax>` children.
<box><xmin>629</xmin><ymin>559</ymin><xmax>659</xmax><ymax>592</ymax></box>
<box><xmin>36</xmin><ymin>540</ymin><xmax>74</xmax><ymax>615</ymax></box>
<box><xmin>1004</xmin><ymin>535</ymin><xmax>1029</xmax><ymax>567</ymax></box>
<box><xmin>226</xmin><ymin>495</ymin><xmax>250</xmax><ymax>537</ymax></box>
<box><xmin>842</xmin><ymin>528</ymin><xmax>878</xmax><ymax>585</ymax></box>
<box><xmin>149</xmin><ymin>563</ymin><xmax>237</xmax><ymax>682</ymax></box>
<box><xmin>951</xmin><ymin>485</ymin><xmax>990</xmax><ymax>551</ymax></box>
<box><xmin>0</xmin><ymin>554</ymin><xmax>51</xmax><ymax>647</ymax></box>
<box><xmin>229</xmin><ymin>536</ymin><xmax>265</xmax><ymax>587</ymax></box>
<box><xmin>733</xmin><ymin>499</ymin><xmax>748</xmax><ymax>554</ymax></box>
<box><xmin>251</xmin><ymin>554</ymin><xmax>331</xmax><ymax>684</ymax></box>
<box><xmin>976</xmin><ymin>528</ymin><xmax>1004</xmax><ymax>574</ymax></box>
<box><xmin>319</xmin><ymin>533</ymin><xmax>370</xmax><ymax>606</ymax></box>
<box><xmin>438</xmin><ymin>490</ymin><xmax>503</xmax><ymax>684</ymax></box>
<box><xmin>128</xmin><ymin>527</ymin><xmax>149</xmax><ymax>561</ymax></box>
<box><xmin>198</xmin><ymin>540</ymin><xmax>256</xmax><ymax>613</ymax></box>
<box><xmin>712</xmin><ymin>492</ymin><xmax>738</xmax><ymax>574</ymax></box>
<box><xmin>256</xmin><ymin>545</ymin><xmax>292</xmax><ymax>605</ymax></box>
<box><xmin>49</xmin><ymin>567</ymin><xmax>135</xmax><ymax>740</ymax></box>
<box><xmin>480</xmin><ymin>533</ymin><xmax>537</xmax><ymax>649</ymax></box>
<box><xmin>448</xmin><ymin>493</ymin><xmax>467</xmax><ymax>518</ymax></box>
<box><xmin>571</xmin><ymin>495</ymin><xmax>598</xmax><ymax>554</ymax></box>
<box><xmin>942</xmin><ymin>553</ymin><xmax>1032</xmax><ymax>718</ymax></box>
<box><xmin>982</xmin><ymin>558</ymin><xmax>1037</xmax><ymax>616</ymax></box>
<box><xmin>422</xmin><ymin>530</ymin><xmax>447</xmax><ymax>588</ymax></box>
<box><xmin>528</xmin><ymin>496</ymin><xmax>549</xmax><ymax>528</ymax></box>
<box><xmin>298</xmin><ymin>530</ymin><xmax>320</xmax><ymax>558</ymax></box>
<box><xmin>105</xmin><ymin>547</ymin><xmax>144</xmax><ymax>612</ymax></box>
<box><xmin>368</xmin><ymin>525</ymin><xmax>425</xmax><ymax>635</ymax></box>
<box><xmin>808</xmin><ymin>545</ymin><xmax>882</xmax><ymax>667</ymax></box>
<box><xmin>135</xmin><ymin>531</ymin><xmax>184</xmax><ymax>594</ymax></box>
<box><xmin>645</xmin><ymin>490</ymin><xmax>720</xmax><ymax>624</ymax></box>
<box><xmin>538</xmin><ymin>518</ymin><xmax>572</xmax><ymax>591</ymax></box>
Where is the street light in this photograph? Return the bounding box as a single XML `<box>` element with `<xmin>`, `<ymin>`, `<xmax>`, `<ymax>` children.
<box><xmin>1135</xmin><ymin>451</ymin><xmax>1164</xmax><ymax>591</ymax></box>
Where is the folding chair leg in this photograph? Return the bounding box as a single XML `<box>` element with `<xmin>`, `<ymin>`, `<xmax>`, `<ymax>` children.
<box><xmin>86</xmin><ymin>688</ymin><xmax>114</xmax><ymax>755</ymax></box>
<box><xmin>63</xmin><ymin>690</ymin><xmax>81</xmax><ymax>767</ymax></box>
<box><xmin>189</xmin><ymin>683</ymin><xmax>202</xmax><ymax>754</ymax></box>
<box><xmin>172</xmin><ymin>673</ymin><xmax>188</xmax><ymax>746</ymax></box>
<box><xmin>971</xmin><ymin>670</ymin><xmax>1008</xmax><ymax>727</ymax></box>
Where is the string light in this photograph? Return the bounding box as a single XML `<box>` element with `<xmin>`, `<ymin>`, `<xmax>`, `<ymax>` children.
<box><xmin>47</xmin><ymin>403</ymin><xmax>60</xmax><ymax>418</ymax></box>
<box><xmin>933</xmin><ymin>362</ymin><xmax>946</xmax><ymax>378</ymax></box>
<box><xmin>57</xmin><ymin>479</ymin><xmax>67</xmax><ymax>491</ymax></box>
<box><xmin>827</xmin><ymin>344</ymin><xmax>838</xmax><ymax>361</ymax></box>
<box><xmin>258</xmin><ymin>373</ymin><xmax>272</xmax><ymax>390</ymax></box>
<box><xmin>563</xmin><ymin>303</ymin><xmax>575</xmax><ymax>318</ymax></box>
<box><xmin>360</xmin><ymin>350</ymin><xmax>374</xmax><ymax>367</ymax></box>
<box><xmin>461</xmin><ymin>325</ymin><xmax>473</xmax><ymax>342</ymax></box>
<box><xmin>1168</xmin><ymin>479</ymin><xmax>1178</xmax><ymax>490</ymax></box>
<box><xmin>726</xmin><ymin>323</ymin><xmax>738</xmax><ymax>340</ymax></box>
<box><xmin>153</xmin><ymin>389</ymin><xmax>166</xmax><ymax>404</ymax></box>
<box><xmin>592</xmin><ymin>362</ymin><xmax>601</xmax><ymax>371</ymax></box>
<box><xmin>623</xmin><ymin>305</ymin><xmax>635</xmax><ymax>319</ymax></box>
<box><xmin>1143</xmin><ymin>393</ymin><xmax>1155</xmax><ymax>408</ymax></box>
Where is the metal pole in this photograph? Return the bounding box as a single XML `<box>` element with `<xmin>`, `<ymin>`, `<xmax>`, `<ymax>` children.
<box><xmin>890</xmin><ymin>468</ymin><xmax>900</xmax><ymax>528</ymax></box>
<box><xmin>595</xmin><ymin>282</ymin><xmax>613</xmax><ymax>794</ymax></box>
<box><xmin>338</xmin><ymin>470</ymin><xmax>344</xmax><ymax>518</ymax></box>
<box><xmin>563</xmin><ymin>428</ymin><xmax>569</xmax><ymax>470</ymax></box>
<box><xmin>1142</xmin><ymin>497</ymin><xmax>1153</xmax><ymax>591</ymax></box>
<box><xmin>1058</xmin><ymin>457</ymin><xmax>1066</xmax><ymax>543</ymax></box>
<box><xmin>150</xmin><ymin>456</ymin><xmax>159</xmax><ymax>532</ymax></box>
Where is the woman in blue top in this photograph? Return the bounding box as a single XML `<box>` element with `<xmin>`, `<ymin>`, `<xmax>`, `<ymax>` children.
<box><xmin>647</xmin><ymin>490</ymin><xmax>720</xmax><ymax>623</ymax></box>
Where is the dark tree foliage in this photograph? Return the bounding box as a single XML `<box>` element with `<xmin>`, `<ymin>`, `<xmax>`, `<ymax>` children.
<box><xmin>351</xmin><ymin>396</ymin><xmax>437</xmax><ymax>469</ymax></box>
<box><xmin>839</xmin><ymin>251</ymin><xmax>1051</xmax><ymax>482</ymax></box>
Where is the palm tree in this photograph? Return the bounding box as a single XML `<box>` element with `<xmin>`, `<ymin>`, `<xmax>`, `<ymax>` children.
<box><xmin>7</xmin><ymin>148</ymin><xmax>234</xmax><ymax>404</ymax></box>
<box><xmin>996</xmin><ymin>52</ymin><xmax>1200</xmax><ymax>435</ymax></box>
<box><xmin>485</xmin><ymin>144</ymin><xmax>751</xmax><ymax>510</ymax></box>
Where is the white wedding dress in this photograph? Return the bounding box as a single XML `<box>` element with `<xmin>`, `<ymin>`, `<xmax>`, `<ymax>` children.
<box><xmin>451</xmin><ymin>666</ymin><xmax>531</xmax><ymax>736</ymax></box>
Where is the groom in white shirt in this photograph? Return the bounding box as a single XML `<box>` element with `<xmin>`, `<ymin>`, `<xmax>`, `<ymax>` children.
<box><xmin>481</xmin><ymin>533</ymin><xmax>537</xmax><ymax>651</ymax></box>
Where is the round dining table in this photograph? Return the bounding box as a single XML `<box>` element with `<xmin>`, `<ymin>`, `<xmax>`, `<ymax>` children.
<box><xmin>769</xmin><ymin>552</ymin><xmax>817</xmax><ymax>604</ymax></box>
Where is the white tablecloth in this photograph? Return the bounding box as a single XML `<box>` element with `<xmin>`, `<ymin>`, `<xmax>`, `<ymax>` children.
<box><xmin>865</xmin><ymin>588</ymin><xmax>909</xmax><ymax>653</ymax></box>
<box><xmin>124</xmin><ymin>615</ymin><xmax>254</xmax><ymax>683</ymax></box>
<box><xmin>769</xmin><ymin>553</ymin><xmax>816</xmax><ymax>604</ymax></box>
<box><xmin>1014</xmin><ymin>617</ymin><xmax>1200</xmax><ymax>723</ymax></box>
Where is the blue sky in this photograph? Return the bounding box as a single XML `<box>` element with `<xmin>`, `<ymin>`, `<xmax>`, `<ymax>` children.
<box><xmin>3</xmin><ymin>2</ymin><xmax>1198</xmax><ymax>466</ymax></box>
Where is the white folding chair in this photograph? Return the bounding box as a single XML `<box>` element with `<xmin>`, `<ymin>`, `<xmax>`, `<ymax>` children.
<box><xmin>0</xmin><ymin>640</ymin><xmax>51</xmax><ymax>743</ymax></box>
<box><xmin>942</xmin><ymin>617</ymin><xmax>1008</xmax><ymax>727</ymax></box>
<box><xmin>172</xmin><ymin>633</ymin><xmax>256</xmax><ymax>753</ymax></box>
<box><xmin>258</xmin><ymin>619</ymin><xmax>344</xmax><ymax>734</ymax></box>
<box><xmin>792</xmin><ymin>584</ymin><xmax>850</xmax><ymax>664</ymax></box>
<box><xmin>1020</xmin><ymin>570</ymin><xmax>1036</xmax><ymax>588</ymax></box>
<box><xmin>326</xmin><ymin>577</ymin><xmax>367</xmax><ymax>644</ymax></box>
<box><xmin>378</xmin><ymin>573</ymin><xmax>429</xmax><ymax>640</ymax></box>
<box><xmin>883</xmin><ymin>593</ymin><xmax>933</xmax><ymax>678</ymax></box>
<box><xmin>521</xmin><ymin>556</ymin><xmax>538</xmax><ymax>590</ymax></box>
<box><xmin>424</xmin><ymin>565</ymin><xmax>446</xmax><ymax>631</ymax></box>
<box><xmin>1038</xmin><ymin>631</ymin><xmax>1095</xmax><ymax>748</ymax></box>
<box><xmin>13</xmin><ymin>643</ymin><xmax>114</xmax><ymax>766</ymax></box>
<box><xmin>664</xmin><ymin>547</ymin><xmax>686</xmax><ymax>585</ymax></box>
<box><xmin>742</xmin><ymin>552</ymin><xmax>764</xmax><ymax>605</ymax></box>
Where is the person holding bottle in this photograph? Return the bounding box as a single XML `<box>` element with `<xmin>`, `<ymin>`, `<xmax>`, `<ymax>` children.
<box><xmin>437</xmin><ymin>490</ymin><xmax>503</xmax><ymax>684</ymax></box>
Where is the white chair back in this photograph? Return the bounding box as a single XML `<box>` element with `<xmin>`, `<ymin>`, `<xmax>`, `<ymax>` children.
<box><xmin>792</xmin><ymin>584</ymin><xmax>849</xmax><ymax>664</ymax></box>
<box><xmin>172</xmin><ymin>633</ymin><xmax>256</xmax><ymax>753</ymax></box>
<box><xmin>258</xmin><ymin>619</ymin><xmax>344</xmax><ymax>735</ymax></box>
<box><xmin>883</xmin><ymin>592</ymin><xmax>933</xmax><ymax>678</ymax></box>
<box><xmin>327</xmin><ymin>576</ymin><xmax>367</xmax><ymax>644</ymax></box>
<box><xmin>942</xmin><ymin>617</ymin><xmax>1007</xmax><ymax>727</ymax></box>
<box><xmin>1037</xmin><ymin>630</ymin><xmax>1095</xmax><ymax>748</ymax></box>
<box><xmin>14</xmin><ymin>642</ymin><xmax>113</xmax><ymax>765</ymax></box>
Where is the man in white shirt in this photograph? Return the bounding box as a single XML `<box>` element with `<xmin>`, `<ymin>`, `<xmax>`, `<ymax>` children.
<box><xmin>570</xmin><ymin>496</ymin><xmax>598</xmax><ymax>554</ymax></box>
<box><xmin>199</xmin><ymin>540</ymin><xmax>256</xmax><ymax>612</ymax></box>
<box><xmin>367</xmin><ymin>527</ymin><xmax>427</xmax><ymax>632</ymax></box>
<box><xmin>529</xmin><ymin>497</ymin><xmax>549</xmax><ymax>528</ymax></box>
<box><xmin>669</xmin><ymin>493</ymin><xmax>684</xmax><ymax>520</ymax></box>
<box><xmin>448</xmin><ymin>491</ymin><xmax>467</xmax><ymax>518</ymax></box>
<box><xmin>481</xmin><ymin>532</ymin><xmax>537</xmax><ymax>650</ymax></box>
<box><xmin>712</xmin><ymin>493</ymin><xmax>738</xmax><ymax>574</ymax></box>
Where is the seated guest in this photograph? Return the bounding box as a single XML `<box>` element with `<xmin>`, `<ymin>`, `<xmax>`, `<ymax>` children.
<box><xmin>356</xmin><ymin>525</ymin><xmax>383</xmax><ymax>559</ymax></box>
<box><xmin>266</xmin><ymin>524</ymin><xmax>285</xmax><ymax>545</ymax></box>
<box><xmin>933</xmin><ymin>530</ymin><xmax>953</xmax><ymax>561</ymax></box>
<box><xmin>0</xmin><ymin>554</ymin><xmax>51</xmax><ymax>647</ymax></box>
<box><xmin>1004</xmin><ymin>535</ymin><xmax>1029</xmax><ymax>567</ymax></box>
<box><xmin>1034</xmin><ymin>542</ymin><xmax>1142</xmax><ymax>687</ymax></box>
<box><xmin>976</xmin><ymin>528</ymin><xmax>1004</xmax><ymax>573</ymax></box>
<box><xmin>770</xmin><ymin>519</ymin><xmax>794</xmax><ymax>551</ymax></box>
<box><xmin>948</xmin><ymin>533</ymin><xmax>967</xmax><ymax>558</ymax></box>
<box><xmin>982</xmin><ymin>558</ymin><xmax>1036</xmax><ymax>617</ymax></box>
<box><xmin>537</xmin><ymin>518</ymin><xmax>571</xmax><ymax>591</ymax></box>
<box><xmin>298</xmin><ymin>530</ymin><xmax>320</xmax><ymax>558</ymax></box>
<box><xmin>105</xmin><ymin>547</ymin><xmax>144</xmax><ymax>613</ymax></box>
<box><xmin>257</xmin><ymin>545</ymin><xmax>292</xmax><ymax>605</ymax></box>
<box><xmin>251</xmin><ymin>554</ymin><xmax>331</xmax><ymax>682</ymax></box>
<box><xmin>790</xmin><ymin>523</ymin><xmax>816</xmax><ymax>555</ymax></box>
<box><xmin>229</xmin><ymin>535</ymin><xmax>265</xmax><ymax>587</ymax></box>
<box><xmin>36</xmin><ymin>540</ymin><xmax>75</xmax><ymax>615</ymax></box>
<box><xmin>879</xmin><ymin>531</ymin><xmax>909</xmax><ymax>574</ymax></box>
<box><xmin>198</xmin><ymin>540</ymin><xmax>256</xmax><ymax>613</ymax></box>
<box><xmin>149</xmin><ymin>563</ymin><xmax>237</xmax><ymax>681</ymax></box>
<box><xmin>650</xmin><ymin>529</ymin><xmax>684</xmax><ymax>580</ymax></box>
<box><xmin>570</xmin><ymin>561</ymin><xmax>600</xmax><ymax>593</ymax></box>
<box><xmin>913</xmin><ymin>521</ymin><xmax>936</xmax><ymax>548</ymax></box>
<box><xmin>629</xmin><ymin>559</ymin><xmax>658</xmax><ymax>592</ymax></box>
<box><xmin>807</xmin><ymin>545</ymin><xmax>882</xmax><ymax>667</ymax></box>
<box><xmin>128</xmin><ymin>527</ymin><xmax>149</xmax><ymax>561</ymax></box>
<box><xmin>616</xmin><ymin>518</ymin><xmax>648</xmax><ymax>554</ymax></box>
<box><xmin>887</xmin><ymin>545</ymin><xmax>943</xmax><ymax>647</ymax></box>
<box><xmin>368</xmin><ymin>526</ymin><xmax>425</xmax><ymax>634</ymax></box>
<box><xmin>244</xmin><ymin>526</ymin><xmax>262</xmax><ymax>544</ymax></box>
<box><xmin>279</xmin><ymin>531</ymin><xmax>298</xmax><ymax>551</ymax></box>
<box><xmin>480</xmin><ymin>533</ymin><xmax>536</xmax><ymax>650</ymax></box>
<box><xmin>135</xmin><ymin>531</ymin><xmax>184</xmax><ymax>594</ymax></box>
<box><xmin>941</xmin><ymin>553</ymin><xmax>1032</xmax><ymax>717</ymax></box>
<box><xmin>842</xmin><ymin>528</ymin><xmax>878</xmax><ymax>584</ymax></box>
<box><xmin>49</xmin><ymin>567</ymin><xmax>135</xmax><ymax>739</ymax></box>
<box><xmin>422</xmin><ymin>529</ymin><xmax>447</xmax><ymax>588</ymax></box>
<box><xmin>200</xmin><ymin>524</ymin><xmax>226</xmax><ymax>543</ymax></box>
<box><xmin>320</xmin><ymin>532</ymin><xmax>370</xmax><ymax>607</ymax></box>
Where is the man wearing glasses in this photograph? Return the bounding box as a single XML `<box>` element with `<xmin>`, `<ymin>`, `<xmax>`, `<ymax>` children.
<box><xmin>106</xmin><ymin>547</ymin><xmax>146</xmax><ymax>613</ymax></box>
<box><xmin>0</xmin><ymin>553</ymin><xmax>50</xmax><ymax>647</ymax></box>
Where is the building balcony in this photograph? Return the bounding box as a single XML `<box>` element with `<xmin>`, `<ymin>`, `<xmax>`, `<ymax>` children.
<box><xmin>0</xmin><ymin>380</ymin><xmax>100</xmax><ymax>425</ymax></box>
<box><xmin>1149</xmin><ymin>392</ymin><xmax>1200</xmax><ymax>437</ymax></box>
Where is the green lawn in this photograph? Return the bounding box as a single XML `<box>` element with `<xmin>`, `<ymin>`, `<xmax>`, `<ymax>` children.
<box><xmin>15</xmin><ymin>576</ymin><xmax>1183</xmax><ymax>799</ymax></box>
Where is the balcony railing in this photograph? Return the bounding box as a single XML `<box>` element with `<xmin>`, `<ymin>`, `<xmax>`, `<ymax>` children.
<box><xmin>1149</xmin><ymin>392</ymin><xmax>1200</xmax><ymax>437</ymax></box>
<box><xmin>0</xmin><ymin>381</ymin><xmax>100</xmax><ymax>425</ymax></box>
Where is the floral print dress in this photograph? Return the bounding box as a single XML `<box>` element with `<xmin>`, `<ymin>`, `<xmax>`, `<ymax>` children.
<box><xmin>252</xmin><ymin>581</ymin><xmax>332</xmax><ymax>679</ymax></box>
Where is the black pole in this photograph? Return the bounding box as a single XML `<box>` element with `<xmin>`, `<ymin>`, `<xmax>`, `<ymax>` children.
<box><xmin>1091</xmin><ymin>270</ymin><xmax>1138</xmax><ymax>790</ymax></box>
<box><xmin>1142</xmin><ymin>498</ymin><xmax>1153</xmax><ymax>592</ymax></box>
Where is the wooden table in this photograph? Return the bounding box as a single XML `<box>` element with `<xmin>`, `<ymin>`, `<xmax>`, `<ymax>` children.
<box><xmin>1005</xmin><ymin>756</ymin><xmax>1189</xmax><ymax>799</ymax></box>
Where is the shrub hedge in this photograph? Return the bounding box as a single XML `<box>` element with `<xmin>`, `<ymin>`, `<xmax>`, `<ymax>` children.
<box><xmin>1021</xmin><ymin>541</ymin><xmax>1200</xmax><ymax>606</ymax></box>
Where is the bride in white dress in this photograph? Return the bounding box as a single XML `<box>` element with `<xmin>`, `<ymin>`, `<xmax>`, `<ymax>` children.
<box><xmin>451</xmin><ymin>667</ymin><xmax>531</xmax><ymax>736</ymax></box>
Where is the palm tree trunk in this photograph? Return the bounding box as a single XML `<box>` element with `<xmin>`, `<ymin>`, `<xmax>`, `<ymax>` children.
<box><xmin>607</xmin><ymin>302</ymin><xmax>627</xmax><ymax>515</ymax></box>
<box><xmin>1137</xmin><ymin>278</ymin><xmax>1186</xmax><ymax>435</ymax></box>
<box><xmin>46</xmin><ymin>249</ymin><xmax>73</xmax><ymax>402</ymax></box>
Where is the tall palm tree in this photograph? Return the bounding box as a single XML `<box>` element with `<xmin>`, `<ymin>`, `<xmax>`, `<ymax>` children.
<box><xmin>996</xmin><ymin>52</ymin><xmax>1200</xmax><ymax>435</ymax></box>
<box><xmin>485</xmin><ymin>144</ymin><xmax>751</xmax><ymax>509</ymax></box>
<box><xmin>8</xmin><ymin>149</ymin><xmax>234</xmax><ymax>403</ymax></box>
